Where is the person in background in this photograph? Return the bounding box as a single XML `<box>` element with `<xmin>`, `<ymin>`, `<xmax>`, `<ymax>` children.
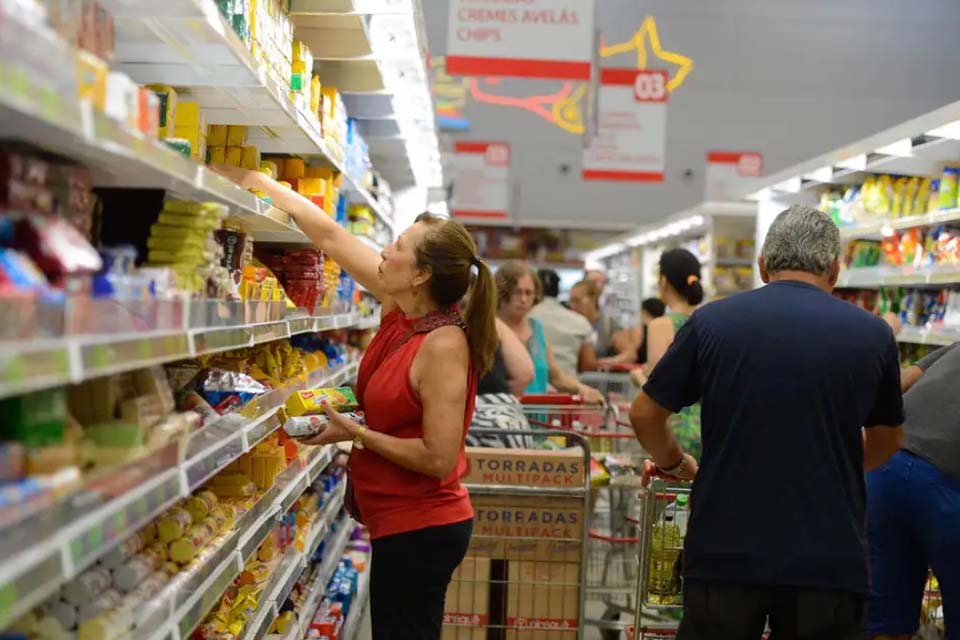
<box><xmin>568</xmin><ymin>278</ymin><xmax>632</xmax><ymax>365</ymax></box>
<box><xmin>496</xmin><ymin>261</ymin><xmax>603</xmax><ymax>404</ymax></box>
<box><xmin>530</xmin><ymin>269</ymin><xmax>597</xmax><ymax>376</ymax></box>
<box><xmin>212</xmin><ymin>165</ymin><xmax>498</xmax><ymax>640</ymax></box>
<box><xmin>633</xmin><ymin>298</ymin><xmax>667</xmax><ymax>365</ymax></box>
<box><xmin>630</xmin><ymin>205</ymin><xmax>903</xmax><ymax>639</ymax></box>
<box><xmin>586</xmin><ymin>268</ymin><xmax>609</xmax><ymax>297</ymax></box>
<box><xmin>477</xmin><ymin>317</ymin><xmax>536</xmax><ymax>397</ymax></box>
<box><xmin>866</xmin><ymin>343</ymin><xmax>960</xmax><ymax>640</ymax></box>
<box><xmin>631</xmin><ymin>249</ymin><xmax>705</xmax><ymax>459</ymax></box>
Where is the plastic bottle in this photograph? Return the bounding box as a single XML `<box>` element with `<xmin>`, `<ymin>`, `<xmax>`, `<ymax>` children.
<box><xmin>674</xmin><ymin>494</ymin><xmax>690</xmax><ymax>538</ymax></box>
<box><xmin>647</xmin><ymin>507</ymin><xmax>682</xmax><ymax>603</ymax></box>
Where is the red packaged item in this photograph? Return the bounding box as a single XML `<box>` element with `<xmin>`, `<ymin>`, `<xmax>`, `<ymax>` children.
<box><xmin>15</xmin><ymin>215</ymin><xmax>102</xmax><ymax>283</ymax></box>
<box><xmin>283</xmin><ymin>249</ymin><xmax>323</xmax><ymax>266</ymax></box>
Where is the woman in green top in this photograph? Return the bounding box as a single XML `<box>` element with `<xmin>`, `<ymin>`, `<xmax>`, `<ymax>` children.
<box><xmin>631</xmin><ymin>248</ymin><xmax>704</xmax><ymax>459</ymax></box>
<box><xmin>495</xmin><ymin>261</ymin><xmax>604</xmax><ymax>404</ymax></box>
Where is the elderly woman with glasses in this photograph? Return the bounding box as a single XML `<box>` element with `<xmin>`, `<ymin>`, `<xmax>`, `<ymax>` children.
<box><xmin>494</xmin><ymin>261</ymin><xmax>603</xmax><ymax>404</ymax></box>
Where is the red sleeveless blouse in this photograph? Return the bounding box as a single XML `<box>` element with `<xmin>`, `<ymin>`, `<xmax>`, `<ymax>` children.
<box><xmin>350</xmin><ymin>308</ymin><xmax>476</xmax><ymax>539</ymax></box>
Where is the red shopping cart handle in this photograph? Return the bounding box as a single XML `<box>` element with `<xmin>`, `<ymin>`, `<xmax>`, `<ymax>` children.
<box><xmin>519</xmin><ymin>393</ymin><xmax>583</xmax><ymax>405</ymax></box>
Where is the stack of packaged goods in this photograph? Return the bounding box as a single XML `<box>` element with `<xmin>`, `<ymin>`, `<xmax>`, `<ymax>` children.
<box><xmin>0</xmin><ymin>365</ymin><xmax>192</xmax><ymax>510</ymax></box>
<box><xmin>844</xmin><ymin>223</ymin><xmax>960</xmax><ymax>272</ymax></box>
<box><xmin>256</xmin><ymin>248</ymin><xmax>353</xmax><ymax>316</ymax></box>
<box><xmin>343</xmin><ymin>119</ymin><xmax>371</xmax><ymax>187</ymax></box>
<box><xmin>290</xmin><ymin>39</ymin><xmax>315</xmax><ymax>117</ymax></box>
<box><xmin>320</xmin><ymin>87</ymin><xmax>348</xmax><ymax>164</ymax></box>
<box><xmin>260</xmin><ymin>158</ymin><xmax>343</xmax><ymax>221</ymax></box>
<box><xmin>294</xmin><ymin>527</ymin><xmax>369</xmax><ymax>640</ymax></box>
<box><xmin>823</xmin><ymin>166</ymin><xmax>960</xmax><ymax>227</ymax></box>
<box><xmin>207</xmin><ymin>125</ymin><xmax>261</xmax><ymax>173</ymax></box>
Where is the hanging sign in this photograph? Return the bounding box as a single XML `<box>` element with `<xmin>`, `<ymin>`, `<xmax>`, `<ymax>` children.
<box><xmin>704</xmin><ymin>151</ymin><xmax>764</xmax><ymax>200</ymax></box>
<box><xmin>582</xmin><ymin>69</ymin><xmax>668</xmax><ymax>182</ymax></box>
<box><xmin>451</xmin><ymin>141</ymin><xmax>511</xmax><ymax>221</ymax></box>
<box><xmin>445</xmin><ymin>0</ymin><xmax>595</xmax><ymax>80</ymax></box>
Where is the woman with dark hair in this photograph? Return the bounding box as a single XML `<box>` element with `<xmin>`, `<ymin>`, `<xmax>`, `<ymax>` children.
<box><xmin>212</xmin><ymin>165</ymin><xmax>498</xmax><ymax>640</ymax></box>
<box><xmin>631</xmin><ymin>248</ymin><xmax>704</xmax><ymax>458</ymax></box>
<box><xmin>635</xmin><ymin>297</ymin><xmax>667</xmax><ymax>365</ymax></box>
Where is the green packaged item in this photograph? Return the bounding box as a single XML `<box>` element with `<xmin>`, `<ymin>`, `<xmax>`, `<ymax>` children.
<box><xmin>939</xmin><ymin>167</ymin><xmax>960</xmax><ymax>211</ymax></box>
<box><xmin>84</xmin><ymin>421</ymin><xmax>144</xmax><ymax>448</ymax></box>
<box><xmin>0</xmin><ymin>388</ymin><xmax>67</xmax><ymax>447</ymax></box>
<box><xmin>165</xmin><ymin>138</ymin><xmax>192</xmax><ymax>158</ymax></box>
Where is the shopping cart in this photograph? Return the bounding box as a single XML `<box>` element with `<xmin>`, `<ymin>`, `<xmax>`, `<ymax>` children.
<box><xmin>631</xmin><ymin>474</ymin><xmax>691</xmax><ymax>639</ymax></box>
<box><xmin>579</xmin><ymin>363</ymin><xmax>643</xmax><ymax>413</ymax></box>
<box><xmin>445</xmin><ymin>428</ymin><xmax>592</xmax><ymax>640</ymax></box>
<box><xmin>518</xmin><ymin>394</ymin><xmax>647</xmax><ymax>638</ymax></box>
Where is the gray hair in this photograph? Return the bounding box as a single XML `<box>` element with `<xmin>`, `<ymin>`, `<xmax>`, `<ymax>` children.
<box><xmin>761</xmin><ymin>205</ymin><xmax>840</xmax><ymax>275</ymax></box>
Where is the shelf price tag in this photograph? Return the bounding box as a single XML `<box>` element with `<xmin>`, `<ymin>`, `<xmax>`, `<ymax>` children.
<box><xmin>194</xmin><ymin>327</ymin><xmax>252</xmax><ymax>354</ymax></box>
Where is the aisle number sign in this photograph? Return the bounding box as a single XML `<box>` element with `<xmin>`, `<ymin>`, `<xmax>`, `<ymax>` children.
<box><xmin>582</xmin><ymin>69</ymin><xmax>668</xmax><ymax>182</ymax></box>
<box><xmin>704</xmin><ymin>151</ymin><xmax>764</xmax><ymax>200</ymax></box>
<box><xmin>452</xmin><ymin>142</ymin><xmax>511</xmax><ymax>222</ymax></box>
<box><xmin>446</xmin><ymin>0</ymin><xmax>595</xmax><ymax>80</ymax></box>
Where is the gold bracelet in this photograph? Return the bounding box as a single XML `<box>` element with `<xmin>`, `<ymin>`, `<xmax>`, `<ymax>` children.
<box><xmin>353</xmin><ymin>425</ymin><xmax>367</xmax><ymax>450</ymax></box>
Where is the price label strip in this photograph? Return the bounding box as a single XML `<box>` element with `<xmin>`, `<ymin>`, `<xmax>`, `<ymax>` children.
<box><xmin>193</xmin><ymin>326</ymin><xmax>253</xmax><ymax>355</ymax></box>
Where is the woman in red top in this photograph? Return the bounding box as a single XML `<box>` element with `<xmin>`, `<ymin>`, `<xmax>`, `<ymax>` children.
<box><xmin>213</xmin><ymin>166</ymin><xmax>498</xmax><ymax>640</ymax></box>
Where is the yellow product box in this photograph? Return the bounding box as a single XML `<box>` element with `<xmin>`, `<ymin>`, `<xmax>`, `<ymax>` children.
<box><xmin>208</xmin><ymin>146</ymin><xmax>227</xmax><ymax>165</ymax></box>
<box><xmin>305</xmin><ymin>166</ymin><xmax>333</xmax><ymax>180</ymax></box>
<box><xmin>174</xmin><ymin>101</ymin><xmax>202</xmax><ymax>128</ymax></box>
<box><xmin>284</xmin><ymin>387</ymin><xmax>359</xmax><ymax>417</ymax></box>
<box><xmin>282</xmin><ymin>157</ymin><xmax>305</xmax><ymax>180</ymax></box>
<box><xmin>241</xmin><ymin>145</ymin><xmax>261</xmax><ymax>170</ymax></box>
<box><xmin>77</xmin><ymin>50</ymin><xmax>108</xmax><ymax>111</ymax></box>
<box><xmin>226</xmin><ymin>146</ymin><xmax>244</xmax><ymax>167</ymax></box>
<box><xmin>310</xmin><ymin>75</ymin><xmax>321</xmax><ymax>115</ymax></box>
<box><xmin>227</xmin><ymin>125</ymin><xmax>248</xmax><ymax>146</ymax></box>
<box><xmin>259</xmin><ymin>160</ymin><xmax>278</xmax><ymax>179</ymax></box>
<box><xmin>208</xmin><ymin>124</ymin><xmax>229</xmax><ymax>146</ymax></box>
<box><xmin>295</xmin><ymin>177</ymin><xmax>324</xmax><ymax>197</ymax></box>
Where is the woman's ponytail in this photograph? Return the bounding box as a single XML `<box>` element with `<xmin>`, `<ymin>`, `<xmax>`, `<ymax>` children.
<box><xmin>414</xmin><ymin>213</ymin><xmax>499</xmax><ymax>374</ymax></box>
<box><xmin>464</xmin><ymin>259</ymin><xmax>499</xmax><ymax>374</ymax></box>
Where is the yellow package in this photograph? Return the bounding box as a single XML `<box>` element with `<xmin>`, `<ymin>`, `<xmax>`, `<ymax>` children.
<box><xmin>296</xmin><ymin>177</ymin><xmax>324</xmax><ymax>196</ymax></box>
<box><xmin>77</xmin><ymin>50</ymin><xmax>108</xmax><ymax>111</ymax></box>
<box><xmin>184</xmin><ymin>490</ymin><xmax>218</xmax><ymax>522</ymax></box>
<box><xmin>284</xmin><ymin>387</ymin><xmax>359</xmax><ymax>416</ymax></box>
<box><xmin>209</xmin><ymin>481</ymin><xmax>257</xmax><ymax>499</ymax></box>
<box><xmin>174</xmin><ymin>101</ymin><xmax>202</xmax><ymax>128</ymax></box>
<box><xmin>916</xmin><ymin>178</ymin><xmax>932</xmax><ymax>215</ymax></box>
<box><xmin>208</xmin><ymin>146</ymin><xmax>227</xmax><ymax>165</ymax></box>
<box><xmin>226</xmin><ymin>146</ymin><xmax>243</xmax><ymax>167</ymax></box>
<box><xmin>259</xmin><ymin>160</ymin><xmax>278</xmax><ymax>179</ymax></box>
<box><xmin>227</xmin><ymin>125</ymin><xmax>248</xmax><ymax>146</ymax></box>
<box><xmin>903</xmin><ymin>177</ymin><xmax>920</xmax><ymax>216</ymax></box>
<box><xmin>283</xmin><ymin>157</ymin><xmax>305</xmax><ymax>180</ymax></box>
<box><xmin>157</xmin><ymin>507</ymin><xmax>193</xmax><ymax>543</ymax></box>
<box><xmin>241</xmin><ymin>146</ymin><xmax>261</xmax><ymax>170</ymax></box>
<box><xmin>208</xmin><ymin>124</ymin><xmax>229</xmax><ymax>146</ymax></box>
<box><xmin>891</xmin><ymin>177</ymin><xmax>907</xmax><ymax>217</ymax></box>
<box><xmin>310</xmin><ymin>75</ymin><xmax>321</xmax><ymax>115</ymax></box>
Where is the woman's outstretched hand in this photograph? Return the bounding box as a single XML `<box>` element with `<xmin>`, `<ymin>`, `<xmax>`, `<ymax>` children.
<box><xmin>210</xmin><ymin>164</ymin><xmax>262</xmax><ymax>190</ymax></box>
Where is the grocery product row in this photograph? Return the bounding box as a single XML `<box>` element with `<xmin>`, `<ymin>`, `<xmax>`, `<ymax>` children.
<box><xmin>0</xmin><ymin>0</ymin><xmax>394</xmax><ymax>240</ymax></box>
<box><xmin>0</xmin><ymin>325</ymin><xmax>368</xmax><ymax>629</ymax></box>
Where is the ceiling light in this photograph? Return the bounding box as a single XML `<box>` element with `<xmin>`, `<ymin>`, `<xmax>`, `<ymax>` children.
<box><xmin>803</xmin><ymin>166</ymin><xmax>833</xmax><ymax>183</ymax></box>
<box><xmin>836</xmin><ymin>154</ymin><xmax>867</xmax><ymax>171</ymax></box>
<box><xmin>926</xmin><ymin>120</ymin><xmax>960</xmax><ymax>140</ymax></box>
<box><xmin>874</xmin><ymin>138</ymin><xmax>913</xmax><ymax>157</ymax></box>
<box><xmin>772</xmin><ymin>176</ymin><xmax>802</xmax><ymax>193</ymax></box>
<box><xmin>745</xmin><ymin>188</ymin><xmax>771</xmax><ymax>202</ymax></box>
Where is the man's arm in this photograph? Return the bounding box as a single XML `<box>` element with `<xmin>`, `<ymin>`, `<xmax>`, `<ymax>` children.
<box><xmin>863</xmin><ymin>335</ymin><xmax>906</xmax><ymax>471</ymax></box>
<box><xmin>629</xmin><ymin>392</ymin><xmax>698</xmax><ymax>481</ymax></box>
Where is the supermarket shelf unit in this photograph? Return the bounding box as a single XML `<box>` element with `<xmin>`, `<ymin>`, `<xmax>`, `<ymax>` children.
<box><xmin>340</xmin><ymin>563</ymin><xmax>371</xmax><ymax>640</ymax></box>
<box><xmin>0</xmin><ymin>361</ymin><xmax>360</xmax><ymax>630</ymax></box>
<box><xmin>0</xmin><ymin>308</ymin><xmax>376</xmax><ymax>401</ymax></box>
<box><xmin>740</xmin><ymin>100</ymin><xmax>960</xmax><ymax>350</ymax></box>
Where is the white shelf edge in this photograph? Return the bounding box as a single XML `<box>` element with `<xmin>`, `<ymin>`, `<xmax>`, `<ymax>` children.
<box><xmin>838</xmin><ymin>207</ymin><xmax>960</xmax><ymax>240</ymax></box>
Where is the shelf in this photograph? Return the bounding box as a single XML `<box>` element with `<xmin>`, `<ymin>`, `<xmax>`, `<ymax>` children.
<box><xmin>838</xmin><ymin>208</ymin><xmax>960</xmax><ymax>240</ymax></box>
<box><xmin>897</xmin><ymin>325</ymin><xmax>960</xmax><ymax>347</ymax></box>
<box><xmin>0</xmin><ymin>358</ymin><xmax>361</xmax><ymax>629</ymax></box>
<box><xmin>837</xmin><ymin>265</ymin><xmax>960</xmax><ymax>288</ymax></box>
<box><xmin>341</xmin><ymin>559</ymin><xmax>371</xmax><ymax>640</ymax></box>
<box><xmin>0</xmin><ymin>308</ymin><xmax>365</xmax><ymax>401</ymax></box>
<box><xmin>713</xmin><ymin>257</ymin><xmax>754</xmax><ymax>268</ymax></box>
<box><xmin>99</xmin><ymin>0</ymin><xmax>394</xmax><ymax>234</ymax></box>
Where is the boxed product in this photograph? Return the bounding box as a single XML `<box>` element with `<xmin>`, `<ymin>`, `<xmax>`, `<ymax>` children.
<box><xmin>505</xmin><ymin>561</ymin><xmax>580</xmax><ymax>639</ymax></box>
<box><xmin>442</xmin><ymin>557</ymin><xmax>490</xmax><ymax>640</ymax></box>
<box><xmin>469</xmin><ymin>494</ymin><xmax>584</xmax><ymax>562</ymax></box>
<box><xmin>463</xmin><ymin>448</ymin><xmax>585</xmax><ymax>488</ymax></box>
<box><xmin>282</xmin><ymin>412</ymin><xmax>363</xmax><ymax>438</ymax></box>
<box><xmin>284</xmin><ymin>386</ymin><xmax>358</xmax><ymax>417</ymax></box>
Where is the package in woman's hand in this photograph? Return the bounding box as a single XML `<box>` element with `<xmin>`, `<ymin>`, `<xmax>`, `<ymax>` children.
<box><xmin>283</xmin><ymin>412</ymin><xmax>364</xmax><ymax>437</ymax></box>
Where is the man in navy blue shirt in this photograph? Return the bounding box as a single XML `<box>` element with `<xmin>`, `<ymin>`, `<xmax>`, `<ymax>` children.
<box><xmin>630</xmin><ymin>205</ymin><xmax>904</xmax><ymax>639</ymax></box>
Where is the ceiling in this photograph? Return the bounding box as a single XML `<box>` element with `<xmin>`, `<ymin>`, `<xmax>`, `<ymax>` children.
<box><xmin>424</xmin><ymin>0</ymin><xmax>960</xmax><ymax>230</ymax></box>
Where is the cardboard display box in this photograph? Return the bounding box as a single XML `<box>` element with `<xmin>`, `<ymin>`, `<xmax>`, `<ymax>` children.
<box><xmin>442</xmin><ymin>557</ymin><xmax>491</xmax><ymax>640</ymax></box>
<box><xmin>464</xmin><ymin>447</ymin><xmax>585</xmax><ymax>488</ymax></box>
<box><xmin>469</xmin><ymin>494</ymin><xmax>584</xmax><ymax>562</ymax></box>
<box><xmin>505</xmin><ymin>561</ymin><xmax>581</xmax><ymax>639</ymax></box>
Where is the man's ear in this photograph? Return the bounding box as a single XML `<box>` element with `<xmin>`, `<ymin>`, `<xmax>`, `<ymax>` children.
<box><xmin>758</xmin><ymin>255</ymin><xmax>770</xmax><ymax>284</ymax></box>
<box><xmin>826</xmin><ymin>257</ymin><xmax>840</xmax><ymax>288</ymax></box>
